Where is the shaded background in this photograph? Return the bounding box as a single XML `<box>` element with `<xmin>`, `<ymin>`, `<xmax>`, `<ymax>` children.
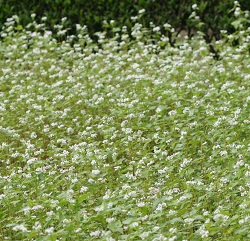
<box><xmin>0</xmin><ymin>0</ymin><xmax>249</xmax><ymax>45</ymax></box>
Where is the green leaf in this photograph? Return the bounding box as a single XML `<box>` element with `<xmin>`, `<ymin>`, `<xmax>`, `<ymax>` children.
<box><xmin>108</xmin><ymin>220</ymin><xmax>123</xmax><ymax>233</ymax></box>
<box><xmin>193</xmin><ymin>215</ymin><xmax>204</xmax><ymax>221</ymax></box>
<box><xmin>77</xmin><ymin>193</ymin><xmax>90</xmax><ymax>202</ymax></box>
<box><xmin>122</xmin><ymin>217</ymin><xmax>135</xmax><ymax>225</ymax></box>
<box><xmin>170</xmin><ymin>217</ymin><xmax>183</xmax><ymax>224</ymax></box>
<box><xmin>15</xmin><ymin>25</ymin><xmax>23</xmax><ymax>30</ymax></box>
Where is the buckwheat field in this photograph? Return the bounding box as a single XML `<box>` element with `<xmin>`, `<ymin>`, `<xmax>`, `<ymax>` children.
<box><xmin>0</xmin><ymin>6</ymin><xmax>250</xmax><ymax>241</ymax></box>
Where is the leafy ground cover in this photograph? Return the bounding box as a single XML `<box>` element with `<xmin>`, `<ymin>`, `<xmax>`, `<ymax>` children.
<box><xmin>0</xmin><ymin>5</ymin><xmax>250</xmax><ymax>241</ymax></box>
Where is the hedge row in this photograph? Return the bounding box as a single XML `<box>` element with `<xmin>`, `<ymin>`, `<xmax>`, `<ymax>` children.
<box><xmin>0</xmin><ymin>0</ymin><xmax>249</xmax><ymax>44</ymax></box>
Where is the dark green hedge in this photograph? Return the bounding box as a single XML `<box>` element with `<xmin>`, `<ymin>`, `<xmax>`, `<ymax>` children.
<box><xmin>0</xmin><ymin>0</ymin><xmax>249</xmax><ymax>43</ymax></box>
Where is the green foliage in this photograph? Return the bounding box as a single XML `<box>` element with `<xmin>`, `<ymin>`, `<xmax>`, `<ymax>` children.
<box><xmin>0</xmin><ymin>0</ymin><xmax>249</xmax><ymax>44</ymax></box>
<box><xmin>0</xmin><ymin>13</ymin><xmax>249</xmax><ymax>240</ymax></box>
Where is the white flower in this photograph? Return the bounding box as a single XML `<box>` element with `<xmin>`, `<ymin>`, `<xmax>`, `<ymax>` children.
<box><xmin>106</xmin><ymin>217</ymin><xmax>115</xmax><ymax>223</ymax></box>
<box><xmin>168</xmin><ymin>110</ymin><xmax>177</xmax><ymax>116</ymax></box>
<box><xmin>46</xmin><ymin>211</ymin><xmax>54</xmax><ymax>216</ymax></box>
<box><xmin>88</xmin><ymin>178</ymin><xmax>95</xmax><ymax>183</ymax></box>
<box><xmin>61</xmin><ymin>17</ymin><xmax>67</xmax><ymax>22</ymax></box>
<box><xmin>152</xmin><ymin>226</ymin><xmax>160</xmax><ymax>232</ymax></box>
<box><xmin>32</xmin><ymin>222</ymin><xmax>42</xmax><ymax>230</ymax></box>
<box><xmin>90</xmin><ymin>230</ymin><xmax>101</xmax><ymax>237</ymax></box>
<box><xmin>184</xmin><ymin>218</ymin><xmax>194</xmax><ymax>224</ymax></box>
<box><xmin>92</xmin><ymin>169</ymin><xmax>100</xmax><ymax>175</ymax></box>
<box><xmin>213</xmin><ymin>213</ymin><xmax>229</xmax><ymax>222</ymax></box>
<box><xmin>169</xmin><ymin>236</ymin><xmax>177</xmax><ymax>241</ymax></box>
<box><xmin>106</xmin><ymin>238</ymin><xmax>116</xmax><ymax>241</ymax></box>
<box><xmin>198</xmin><ymin>225</ymin><xmax>209</xmax><ymax>238</ymax></box>
<box><xmin>45</xmin><ymin>227</ymin><xmax>54</xmax><ymax>234</ymax></box>
<box><xmin>153</xmin><ymin>26</ymin><xmax>160</xmax><ymax>32</ymax></box>
<box><xmin>139</xmin><ymin>9</ymin><xmax>145</xmax><ymax>14</ymax></box>
<box><xmin>156</xmin><ymin>107</ymin><xmax>162</xmax><ymax>113</ymax></box>
<box><xmin>80</xmin><ymin>186</ymin><xmax>88</xmax><ymax>192</ymax></box>
<box><xmin>164</xmin><ymin>23</ymin><xmax>171</xmax><ymax>28</ymax></box>
<box><xmin>131</xmin><ymin>16</ymin><xmax>138</xmax><ymax>21</ymax></box>
<box><xmin>95</xmin><ymin>205</ymin><xmax>104</xmax><ymax>212</ymax></box>
<box><xmin>169</xmin><ymin>228</ymin><xmax>177</xmax><ymax>233</ymax></box>
<box><xmin>32</xmin><ymin>205</ymin><xmax>44</xmax><ymax>210</ymax></box>
<box><xmin>137</xmin><ymin>202</ymin><xmax>145</xmax><ymax>207</ymax></box>
<box><xmin>13</xmin><ymin>224</ymin><xmax>28</xmax><ymax>232</ymax></box>
<box><xmin>0</xmin><ymin>194</ymin><xmax>6</xmax><ymax>200</ymax></box>
<box><xmin>140</xmin><ymin>231</ymin><xmax>150</xmax><ymax>238</ymax></box>
<box><xmin>192</xmin><ymin>4</ymin><xmax>198</xmax><ymax>10</ymax></box>
<box><xmin>130</xmin><ymin>222</ymin><xmax>139</xmax><ymax>228</ymax></box>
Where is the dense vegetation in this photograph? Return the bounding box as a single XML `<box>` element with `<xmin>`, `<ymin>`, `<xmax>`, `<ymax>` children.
<box><xmin>0</xmin><ymin>0</ymin><xmax>249</xmax><ymax>45</ymax></box>
<box><xmin>0</xmin><ymin>2</ymin><xmax>250</xmax><ymax>241</ymax></box>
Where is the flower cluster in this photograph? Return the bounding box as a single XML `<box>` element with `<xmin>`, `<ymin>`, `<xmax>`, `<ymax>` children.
<box><xmin>0</xmin><ymin>7</ymin><xmax>249</xmax><ymax>240</ymax></box>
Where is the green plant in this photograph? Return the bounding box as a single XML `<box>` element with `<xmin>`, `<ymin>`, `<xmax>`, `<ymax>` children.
<box><xmin>0</xmin><ymin>11</ymin><xmax>250</xmax><ymax>241</ymax></box>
